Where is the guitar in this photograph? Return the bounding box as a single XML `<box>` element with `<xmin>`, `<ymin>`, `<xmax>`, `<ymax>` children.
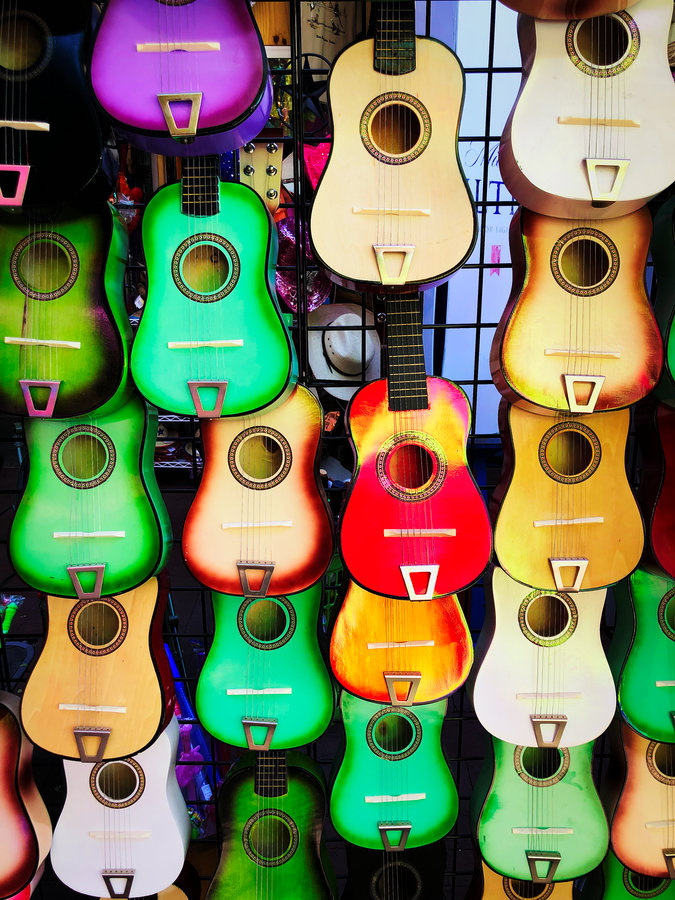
<box><xmin>330</xmin><ymin>578</ymin><xmax>473</xmax><ymax>705</ymax></box>
<box><xmin>610</xmin><ymin>720</ymin><xmax>675</xmax><ymax>878</ymax></box>
<box><xmin>21</xmin><ymin>576</ymin><xmax>175</xmax><ymax>762</ymax></box>
<box><xmin>206</xmin><ymin>750</ymin><xmax>335</xmax><ymax>900</ymax></box>
<box><xmin>309</xmin><ymin>0</ymin><xmax>476</xmax><ymax>291</ymax></box>
<box><xmin>131</xmin><ymin>156</ymin><xmax>296</xmax><ymax>418</ymax></box>
<box><xmin>493</xmin><ymin>401</ymin><xmax>643</xmax><ymax>592</ymax></box>
<box><xmin>0</xmin><ymin>692</ymin><xmax>51</xmax><ymax>900</ymax></box>
<box><xmin>50</xmin><ymin>716</ymin><xmax>191</xmax><ymax>899</ymax></box>
<box><xmin>196</xmin><ymin>580</ymin><xmax>334</xmax><ymax>750</ymax></box>
<box><xmin>340</xmin><ymin>292</ymin><xmax>492</xmax><ymax>601</ymax></box>
<box><xmin>498</xmin><ymin>1</ymin><xmax>639</xmax><ymax>17</ymax></box>
<box><xmin>0</xmin><ymin>201</ymin><xmax>131</xmax><ymax>419</ymax></box>
<box><xmin>342</xmin><ymin>839</ymin><xmax>446</xmax><ymax>900</ymax></box>
<box><xmin>651</xmin><ymin>197</ymin><xmax>675</xmax><ymax>407</ymax></box>
<box><xmin>9</xmin><ymin>391</ymin><xmax>172</xmax><ymax>600</ymax></box>
<box><xmin>472</xmin><ymin>566</ymin><xmax>615</xmax><ymax>748</ymax></box>
<box><xmin>491</xmin><ymin>205</ymin><xmax>662</xmax><ymax>415</ymax></box>
<box><xmin>637</xmin><ymin>402</ymin><xmax>675</xmax><ymax>579</ymax></box>
<box><xmin>473</xmin><ymin>735</ymin><xmax>608</xmax><ymax>882</ymax></box>
<box><xmin>0</xmin><ymin>0</ymin><xmax>103</xmax><ymax>209</ymax></box>
<box><xmin>90</xmin><ymin>0</ymin><xmax>272</xmax><ymax>156</ymax></box>
<box><xmin>471</xmin><ymin>859</ymin><xmax>573</xmax><ymax>900</ymax></box>
<box><xmin>182</xmin><ymin>384</ymin><xmax>333</xmax><ymax>597</ymax></box>
<box><xmin>331</xmin><ymin>691</ymin><xmax>457</xmax><ymax>851</ymax></box>
<box><xmin>500</xmin><ymin>0</ymin><xmax>675</xmax><ymax>219</ymax></box>
<box><xmin>576</xmin><ymin>848</ymin><xmax>675</xmax><ymax>900</ymax></box>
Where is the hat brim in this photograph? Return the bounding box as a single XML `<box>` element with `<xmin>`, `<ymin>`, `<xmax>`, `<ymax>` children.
<box><xmin>307</xmin><ymin>303</ymin><xmax>381</xmax><ymax>401</ymax></box>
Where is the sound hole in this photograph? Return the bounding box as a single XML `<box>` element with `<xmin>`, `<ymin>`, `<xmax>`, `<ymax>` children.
<box><xmin>237</xmin><ymin>434</ymin><xmax>284</xmax><ymax>482</ymax></box>
<box><xmin>374</xmin><ymin>713</ymin><xmax>414</xmax><ymax>754</ymax></box>
<box><xmin>371</xmin><ymin>862</ymin><xmax>422</xmax><ymax>900</ymax></box>
<box><xmin>575</xmin><ymin>15</ymin><xmax>629</xmax><ymax>68</ymax></box>
<box><xmin>18</xmin><ymin>240</ymin><xmax>72</xmax><ymax>295</ymax></box>
<box><xmin>653</xmin><ymin>743</ymin><xmax>675</xmax><ymax>779</ymax></box>
<box><xmin>546</xmin><ymin>429</ymin><xmax>592</xmax><ymax>477</ymax></box>
<box><xmin>665</xmin><ymin>598</ymin><xmax>675</xmax><ymax>634</ymax></box>
<box><xmin>60</xmin><ymin>434</ymin><xmax>109</xmax><ymax>483</ymax></box>
<box><xmin>525</xmin><ymin>594</ymin><xmax>572</xmax><ymax>641</ymax></box>
<box><xmin>0</xmin><ymin>15</ymin><xmax>43</xmax><ymax>71</ymax></box>
<box><xmin>559</xmin><ymin>238</ymin><xmax>610</xmax><ymax>289</ymax></box>
<box><xmin>520</xmin><ymin>747</ymin><xmax>564</xmax><ymax>781</ymax></box>
<box><xmin>249</xmin><ymin>815</ymin><xmax>292</xmax><ymax>861</ymax></box>
<box><xmin>508</xmin><ymin>881</ymin><xmax>549</xmax><ymax>900</ymax></box>
<box><xmin>626</xmin><ymin>871</ymin><xmax>670</xmax><ymax>898</ymax></box>
<box><xmin>387</xmin><ymin>444</ymin><xmax>434</xmax><ymax>491</ymax></box>
<box><xmin>75</xmin><ymin>602</ymin><xmax>121</xmax><ymax>649</ymax></box>
<box><xmin>370</xmin><ymin>103</ymin><xmax>421</xmax><ymax>156</ymax></box>
<box><xmin>245</xmin><ymin>599</ymin><xmax>288</xmax><ymax>644</ymax></box>
<box><xmin>92</xmin><ymin>759</ymin><xmax>145</xmax><ymax>808</ymax></box>
<box><xmin>181</xmin><ymin>243</ymin><xmax>230</xmax><ymax>296</ymax></box>
<box><xmin>658</xmin><ymin>589</ymin><xmax>675</xmax><ymax>642</ymax></box>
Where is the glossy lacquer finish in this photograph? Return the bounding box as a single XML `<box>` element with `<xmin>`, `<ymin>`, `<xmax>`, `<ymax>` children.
<box><xmin>639</xmin><ymin>403</ymin><xmax>675</xmax><ymax>579</ymax></box>
<box><xmin>90</xmin><ymin>0</ymin><xmax>272</xmax><ymax>155</ymax></box>
<box><xmin>131</xmin><ymin>180</ymin><xmax>295</xmax><ymax>417</ymax></box>
<box><xmin>0</xmin><ymin>203</ymin><xmax>131</xmax><ymax>418</ymax></box>
<box><xmin>577</xmin><ymin>848</ymin><xmax>675</xmax><ymax>900</ymax></box>
<box><xmin>10</xmin><ymin>392</ymin><xmax>171</xmax><ymax>598</ymax></box>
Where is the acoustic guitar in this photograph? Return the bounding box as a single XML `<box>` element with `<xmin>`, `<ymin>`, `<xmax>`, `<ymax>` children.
<box><xmin>498</xmin><ymin>1</ymin><xmax>639</xmax><ymax>17</ymax></box>
<box><xmin>331</xmin><ymin>691</ymin><xmax>457</xmax><ymax>851</ymax></box>
<box><xmin>182</xmin><ymin>384</ymin><xmax>333</xmax><ymax>597</ymax></box>
<box><xmin>0</xmin><ymin>0</ymin><xmax>103</xmax><ymax>209</ymax></box>
<box><xmin>471</xmin><ymin>859</ymin><xmax>573</xmax><ymax>900</ymax></box>
<box><xmin>90</xmin><ymin>0</ymin><xmax>272</xmax><ymax>156</ymax></box>
<box><xmin>500</xmin><ymin>0</ymin><xmax>675</xmax><ymax>219</ymax></box>
<box><xmin>9</xmin><ymin>391</ymin><xmax>172</xmax><ymax>600</ymax></box>
<box><xmin>576</xmin><ymin>848</ymin><xmax>675</xmax><ymax>900</ymax></box>
<box><xmin>650</xmin><ymin>196</ymin><xmax>675</xmax><ymax>408</ymax></box>
<box><xmin>472</xmin><ymin>566</ymin><xmax>615</xmax><ymax>748</ymax></box>
<box><xmin>0</xmin><ymin>201</ymin><xmax>131</xmax><ymax>419</ymax></box>
<box><xmin>21</xmin><ymin>576</ymin><xmax>175</xmax><ymax>762</ymax></box>
<box><xmin>341</xmin><ymin>839</ymin><xmax>446</xmax><ymax>900</ymax></box>
<box><xmin>493</xmin><ymin>401</ymin><xmax>643</xmax><ymax>592</ymax></box>
<box><xmin>50</xmin><ymin>716</ymin><xmax>191</xmax><ymax>899</ymax></box>
<box><xmin>0</xmin><ymin>692</ymin><xmax>51</xmax><ymax>900</ymax></box>
<box><xmin>310</xmin><ymin>0</ymin><xmax>475</xmax><ymax>291</ymax></box>
<box><xmin>340</xmin><ymin>291</ymin><xmax>492</xmax><ymax>601</ymax></box>
<box><xmin>330</xmin><ymin>578</ymin><xmax>473</xmax><ymax>705</ymax></box>
<box><xmin>637</xmin><ymin>402</ymin><xmax>675</xmax><ymax>579</ymax></box>
<box><xmin>196</xmin><ymin>581</ymin><xmax>334</xmax><ymax>750</ymax></box>
<box><xmin>473</xmin><ymin>735</ymin><xmax>608</xmax><ymax>882</ymax></box>
<box><xmin>491</xmin><ymin>205</ymin><xmax>662</xmax><ymax>415</ymax></box>
<box><xmin>131</xmin><ymin>156</ymin><xmax>296</xmax><ymax>418</ymax></box>
<box><xmin>206</xmin><ymin>750</ymin><xmax>335</xmax><ymax>900</ymax></box>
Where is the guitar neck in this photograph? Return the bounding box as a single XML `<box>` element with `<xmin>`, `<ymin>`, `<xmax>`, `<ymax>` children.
<box><xmin>374</xmin><ymin>0</ymin><xmax>416</xmax><ymax>75</ymax></box>
<box><xmin>385</xmin><ymin>292</ymin><xmax>428</xmax><ymax>411</ymax></box>
<box><xmin>180</xmin><ymin>156</ymin><xmax>221</xmax><ymax>216</ymax></box>
<box><xmin>254</xmin><ymin>750</ymin><xmax>288</xmax><ymax>798</ymax></box>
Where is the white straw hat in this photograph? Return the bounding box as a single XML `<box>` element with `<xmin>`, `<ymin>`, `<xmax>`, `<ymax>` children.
<box><xmin>307</xmin><ymin>303</ymin><xmax>381</xmax><ymax>400</ymax></box>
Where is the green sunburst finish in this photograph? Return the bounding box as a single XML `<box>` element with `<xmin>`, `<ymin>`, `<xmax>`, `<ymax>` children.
<box><xmin>331</xmin><ymin>692</ymin><xmax>457</xmax><ymax>850</ymax></box>
<box><xmin>206</xmin><ymin>750</ymin><xmax>335</xmax><ymax>900</ymax></box>
<box><xmin>9</xmin><ymin>391</ymin><xmax>171</xmax><ymax>598</ymax></box>
<box><xmin>578</xmin><ymin>849</ymin><xmax>675</xmax><ymax>900</ymax></box>
<box><xmin>0</xmin><ymin>203</ymin><xmax>131</xmax><ymax>418</ymax></box>
<box><xmin>612</xmin><ymin>569</ymin><xmax>675</xmax><ymax>743</ymax></box>
<box><xmin>196</xmin><ymin>582</ymin><xmax>334</xmax><ymax>749</ymax></box>
<box><xmin>131</xmin><ymin>180</ymin><xmax>297</xmax><ymax>416</ymax></box>
<box><xmin>474</xmin><ymin>736</ymin><xmax>608</xmax><ymax>882</ymax></box>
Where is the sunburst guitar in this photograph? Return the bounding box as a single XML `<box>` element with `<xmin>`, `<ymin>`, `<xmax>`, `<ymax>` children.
<box><xmin>182</xmin><ymin>384</ymin><xmax>333</xmax><ymax>597</ymax></box>
<box><xmin>493</xmin><ymin>401</ymin><xmax>643</xmax><ymax>592</ymax></box>
<box><xmin>340</xmin><ymin>292</ymin><xmax>492</xmax><ymax>601</ymax></box>
<box><xmin>500</xmin><ymin>0</ymin><xmax>675</xmax><ymax>219</ymax></box>
<box><xmin>637</xmin><ymin>402</ymin><xmax>675</xmax><ymax>579</ymax></box>
<box><xmin>21</xmin><ymin>577</ymin><xmax>175</xmax><ymax>762</ymax></box>
<box><xmin>330</xmin><ymin>578</ymin><xmax>473</xmax><ymax>705</ymax></box>
<box><xmin>310</xmin><ymin>0</ymin><xmax>475</xmax><ymax>290</ymax></box>
<box><xmin>472</xmin><ymin>566</ymin><xmax>615</xmax><ymax>748</ymax></box>
<box><xmin>9</xmin><ymin>391</ymin><xmax>172</xmax><ymax>599</ymax></box>
<box><xmin>491</xmin><ymin>205</ymin><xmax>662</xmax><ymax>415</ymax></box>
<box><xmin>498</xmin><ymin>0</ymin><xmax>638</xmax><ymax>17</ymax></box>
<box><xmin>576</xmin><ymin>848</ymin><xmax>675</xmax><ymax>900</ymax></box>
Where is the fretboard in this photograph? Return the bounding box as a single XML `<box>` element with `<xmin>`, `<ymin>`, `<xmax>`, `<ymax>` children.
<box><xmin>385</xmin><ymin>292</ymin><xmax>428</xmax><ymax>411</ymax></box>
<box><xmin>254</xmin><ymin>750</ymin><xmax>288</xmax><ymax>798</ymax></box>
<box><xmin>180</xmin><ymin>156</ymin><xmax>220</xmax><ymax>216</ymax></box>
<box><xmin>374</xmin><ymin>1</ymin><xmax>416</xmax><ymax>76</ymax></box>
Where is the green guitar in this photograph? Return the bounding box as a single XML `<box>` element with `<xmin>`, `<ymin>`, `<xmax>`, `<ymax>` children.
<box><xmin>0</xmin><ymin>202</ymin><xmax>131</xmax><ymax>418</ymax></box>
<box><xmin>612</xmin><ymin>569</ymin><xmax>675</xmax><ymax>743</ymax></box>
<box><xmin>331</xmin><ymin>692</ymin><xmax>457</xmax><ymax>851</ymax></box>
<box><xmin>206</xmin><ymin>750</ymin><xmax>335</xmax><ymax>900</ymax></box>
<box><xmin>10</xmin><ymin>391</ymin><xmax>171</xmax><ymax>599</ymax></box>
<box><xmin>577</xmin><ymin>849</ymin><xmax>675</xmax><ymax>900</ymax></box>
<box><xmin>196</xmin><ymin>581</ymin><xmax>334</xmax><ymax>750</ymax></box>
<box><xmin>131</xmin><ymin>156</ymin><xmax>296</xmax><ymax>418</ymax></box>
<box><xmin>473</xmin><ymin>736</ymin><xmax>608</xmax><ymax>883</ymax></box>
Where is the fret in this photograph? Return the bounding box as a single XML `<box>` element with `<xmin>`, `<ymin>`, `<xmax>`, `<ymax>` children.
<box><xmin>374</xmin><ymin>0</ymin><xmax>416</xmax><ymax>75</ymax></box>
<box><xmin>384</xmin><ymin>290</ymin><xmax>428</xmax><ymax>410</ymax></box>
<box><xmin>181</xmin><ymin>156</ymin><xmax>220</xmax><ymax>216</ymax></box>
<box><xmin>254</xmin><ymin>750</ymin><xmax>288</xmax><ymax>798</ymax></box>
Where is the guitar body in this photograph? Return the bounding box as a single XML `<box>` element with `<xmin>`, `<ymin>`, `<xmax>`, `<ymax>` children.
<box><xmin>9</xmin><ymin>392</ymin><xmax>172</xmax><ymax>599</ymax></box>
<box><xmin>331</xmin><ymin>692</ymin><xmax>457</xmax><ymax>850</ymax></box>
<box><xmin>196</xmin><ymin>582</ymin><xmax>334</xmax><ymax>749</ymax></box>
<box><xmin>51</xmin><ymin>717</ymin><xmax>191</xmax><ymax>898</ymax></box>
<box><xmin>131</xmin><ymin>179</ymin><xmax>295</xmax><ymax>417</ymax></box>
<box><xmin>651</xmin><ymin>197</ymin><xmax>675</xmax><ymax>407</ymax></box>
<box><xmin>0</xmin><ymin>693</ymin><xmax>51</xmax><ymax>900</ymax></box>
<box><xmin>472</xmin><ymin>566</ymin><xmax>614</xmax><ymax>747</ymax></box>
<box><xmin>493</xmin><ymin>402</ymin><xmax>643</xmax><ymax>592</ymax></box>
<box><xmin>340</xmin><ymin>376</ymin><xmax>491</xmax><ymax>600</ymax></box>
<box><xmin>475</xmin><ymin>736</ymin><xmax>608</xmax><ymax>881</ymax></box>
<box><xmin>182</xmin><ymin>384</ymin><xmax>333</xmax><ymax>596</ymax></box>
<box><xmin>576</xmin><ymin>848</ymin><xmax>675</xmax><ymax>900</ymax></box>
<box><xmin>492</xmin><ymin>206</ymin><xmax>662</xmax><ymax>414</ymax></box>
<box><xmin>498</xmin><ymin>1</ymin><xmax>638</xmax><ymax>17</ymax></box>
<box><xmin>21</xmin><ymin>577</ymin><xmax>175</xmax><ymax>761</ymax></box>
<box><xmin>500</xmin><ymin>0</ymin><xmax>675</xmax><ymax>219</ymax></box>
<box><xmin>206</xmin><ymin>751</ymin><xmax>335</xmax><ymax>900</ymax></box>
<box><xmin>310</xmin><ymin>36</ymin><xmax>475</xmax><ymax>290</ymax></box>
<box><xmin>611</xmin><ymin>721</ymin><xmax>675</xmax><ymax>878</ymax></box>
<box><xmin>0</xmin><ymin>203</ymin><xmax>131</xmax><ymax>419</ymax></box>
<box><xmin>90</xmin><ymin>0</ymin><xmax>271</xmax><ymax>156</ymax></box>
<box><xmin>330</xmin><ymin>579</ymin><xmax>473</xmax><ymax>704</ymax></box>
<box><xmin>638</xmin><ymin>403</ymin><xmax>675</xmax><ymax>578</ymax></box>
<box><xmin>0</xmin><ymin>0</ymin><xmax>103</xmax><ymax>208</ymax></box>
<box><xmin>474</xmin><ymin>860</ymin><xmax>574</xmax><ymax>900</ymax></box>
<box><xmin>342</xmin><ymin>840</ymin><xmax>446</xmax><ymax>900</ymax></box>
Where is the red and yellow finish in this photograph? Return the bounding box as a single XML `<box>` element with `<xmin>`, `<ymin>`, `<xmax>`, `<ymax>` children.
<box><xmin>639</xmin><ymin>403</ymin><xmax>675</xmax><ymax>579</ymax></box>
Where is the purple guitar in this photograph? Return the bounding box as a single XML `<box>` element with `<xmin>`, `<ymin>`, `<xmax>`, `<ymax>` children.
<box><xmin>90</xmin><ymin>0</ymin><xmax>272</xmax><ymax>156</ymax></box>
